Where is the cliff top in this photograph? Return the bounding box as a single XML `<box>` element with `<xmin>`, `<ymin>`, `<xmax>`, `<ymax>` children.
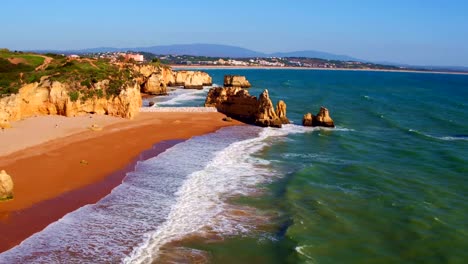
<box><xmin>0</xmin><ymin>49</ymin><xmax>165</xmax><ymax>98</ymax></box>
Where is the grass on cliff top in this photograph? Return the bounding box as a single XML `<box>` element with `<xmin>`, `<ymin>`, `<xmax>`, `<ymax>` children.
<box><xmin>0</xmin><ymin>49</ymin><xmax>45</xmax><ymax>68</ymax></box>
<box><xmin>0</xmin><ymin>49</ymin><xmax>140</xmax><ymax>98</ymax></box>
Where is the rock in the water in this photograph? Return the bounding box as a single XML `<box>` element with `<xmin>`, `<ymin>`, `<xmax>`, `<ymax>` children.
<box><xmin>0</xmin><ymin>170</ymin><xmax>14</xmax><ymax>200</ymax></box>
<box><xmin>255</xmin><ymin>90</ymin><xmax>282</xmax><ymax>127</ymax></box>
<box><xmin>302</xmin><ymin>113</ymin><xmax>314</xmax><ymax>126</ymax></box>
<box><xmin>276</xmin><ymin>100</ymin><xmax>290</xmax><ymax>124</ymax></box>
<box><xmin>205</xmin><ymin>87</ymin><xmax>285</xmax><ymax>128</ymax></box>
<box><xmin>302</xmin><ymin>107</ymin><xmax>335</xmax><ymax>127</ymax></box>
<box><xmin>314</xmin><ymin>107</ymin><xmax>335</xmax><ymax>127</ymax></box>
<box><xmin>148</xmin><ymin>101</ymin><xmax>155</xmax><ymax>107</ymax></box>
<box><xmin>224</xmin><ymin>75</ymin><xmax>251</xmax><ymax>88</ymax></box>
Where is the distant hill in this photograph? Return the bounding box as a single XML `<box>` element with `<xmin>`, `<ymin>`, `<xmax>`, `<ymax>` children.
<box><xmin>32</xmin><ymin>44</ymin><xmax>360</xmax><ymax>61</ymax></box>
<box><xmin>29</xmin><ymin>44</ymin><xmax>468</xmax><ymax>72</ymax></box>
<box><xmin>271</xmin><ymin>50</ymin><xmax>359</xmax><ymax>61</ymax></box>
<box><xmin>134</xmin><ymin>44</ymin><xmax>265</xmax><ymax>58</ymax></box>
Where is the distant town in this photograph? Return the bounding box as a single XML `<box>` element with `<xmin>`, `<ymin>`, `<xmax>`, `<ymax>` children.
<box><xmin>69</xmin><ymin>51</ymin><xmax>462</xmax><ymax>73</ymax></box>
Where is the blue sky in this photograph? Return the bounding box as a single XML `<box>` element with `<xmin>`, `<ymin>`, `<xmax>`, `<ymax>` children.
<box><xmin>1</xmin><ymin>0</ymin><xmax>467</xmax><ymax>66</ymax></box>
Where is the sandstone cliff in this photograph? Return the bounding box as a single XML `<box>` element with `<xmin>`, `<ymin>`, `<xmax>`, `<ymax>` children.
<box><xmin>224</xmin><ymin>75</ymin><xmax>251</xmax><ymax>88</ymax></box>
<box><xmin>0</xmin><ymin>77</ymin><xmax>142</xmax><ymax>128</ymax></box>
<box><xmin>134</xmin><ymin>65</ymin><xmax>175</xmax><ymax>95</ymax></box>
<box><xmin>205</xmin><ymin>87</ymin><xmax>288</xmax><ymax>128</ymax></box>
<box><xmin>174</xmin><ymin>71</ymin><xmax>212</xmax><ymax>89</ymax></box>
<box><xmin>302</xmin><ymin>107</ymin><xmax>335</xmax><ymax>127</ymax></box>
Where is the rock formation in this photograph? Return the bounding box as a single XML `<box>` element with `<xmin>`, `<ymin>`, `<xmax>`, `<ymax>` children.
<box><xmin>302</xmin><ymin>113</ymin><xmax>313</xmax><ymax>126</ymax></box>
<box><xmin>0</xmin><ymin>77</ymin><xmax>142</xmax><ymax>128</ymax></box>
<box><xmin>142</xmin><ymin>73</ymin><xmax>168</xmax><ymax>95</ymax></box>
<box><xmin>302</xmin><ymin>107</ymin><xmax>335</xmax><ymax>127</ymax></box>
<box><xmin>134</xmin><ymin>65</ymin><xmax>175</xmax><ymax>94</ymax></box>
<box><xmin>0</xmin><ymin>170</ymin><xmax>14</xmax><ymax>200</ymax></box>
<box><xmin>276</xmin><ymin>100</ymin><xmax>289</xmax><ymax>124</ymax></box>
<box><xmin>224</xmin><ymin>75</ymin><xmax>251</xmax><ymax>88</ymax></box>
<box><xmin>205</xmin><ymin>87</ymin><xmax>288</xmax><ymax>128</ymax></box>
<box><xmin>174</xmin><ymin>71</ymin><xmax>212</xmax><ymax>89</ymax></box>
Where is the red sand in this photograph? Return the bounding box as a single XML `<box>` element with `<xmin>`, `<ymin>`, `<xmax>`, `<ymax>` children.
<box><xmin>0</xmin><ymin>112</ymin><xmax>242</xmax><ymax>253</ymax></box>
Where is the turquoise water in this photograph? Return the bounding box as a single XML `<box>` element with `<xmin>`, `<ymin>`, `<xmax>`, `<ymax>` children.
<box><xmin>180</xmin><ymin>69</ymin><xmax>468</xmax><ymax>263</ymax></box>
<box><xmin>2</xmin><ymin>69</ymin><xmax>467</xmax><ymax>263</ymax></box>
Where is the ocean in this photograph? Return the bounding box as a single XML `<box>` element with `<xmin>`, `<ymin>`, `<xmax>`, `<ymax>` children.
<box><xmin>1</xmin><ymin>69</ymin><xmax>467</xmax><ymax>263</ymax></box>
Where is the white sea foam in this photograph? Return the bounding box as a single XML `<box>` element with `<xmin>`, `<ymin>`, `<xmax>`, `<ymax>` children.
<box><xmin>408</xmin><ymin>129</ymin><xmax>468</xmax><ymax>141</ymax></box>
<box><xmin>0</xmin><ymin>124</ymin><xmax>349</xmax><ymax>263</ymax></box>
<box><xmin>156</xmin><ymin>85</ymin><xmax>217</xmax><ymax>106</ymax></box>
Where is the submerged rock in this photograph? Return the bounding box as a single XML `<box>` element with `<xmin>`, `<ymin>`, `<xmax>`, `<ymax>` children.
<box><xmin>205</xmin><ymin>87</ymin><xmax>288</xmax><ymax>128</ymax></box>
<box><xmin>224</xmin><ymin>75</ymin><xmax>251</xmax><ymax>88</ymax></box>
<box><xmin>0</xmin><ymin>170</ymin><xmax>13</xmax><ymax>200</ymax></box>
<box><xmin>302</xmin><ymin>107</ymin><xmax>335</xmax><ymax>127</ymax></box>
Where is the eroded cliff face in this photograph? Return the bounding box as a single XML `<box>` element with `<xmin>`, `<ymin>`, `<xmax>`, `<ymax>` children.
<box><xmin>224</xmin><ymin>75</ymin><xmax>251</xmax><ymax>88</ymax></box>
<box><xmin>134</xmin><ymin>65</ymin><xmax>175</xmax><ymax>95</ymax></box>
<box><xmin>174</xmin><ymin>71</ymin><xmax>212</xmax><ymax>89</ymax></box>
<box><xmin>134</xmin><ymin>66</ymin><xmax>212</xmax><ymax>91</ymax></box>
<box><xmin>205</xmin><ymin>87</ymin><xmax>288</xmax><ymax>128</ymax></box>
<box><xmin>0</xmin><ymin>77</ymin><xmax>142</xmax><ymax>128</ymax></box>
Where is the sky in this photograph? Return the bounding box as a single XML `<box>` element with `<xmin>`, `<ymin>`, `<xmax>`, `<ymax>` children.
<box><xmin>1</xmin><ymin>0</ymin><xmax>468</xmax><ymax>66</ymax></box>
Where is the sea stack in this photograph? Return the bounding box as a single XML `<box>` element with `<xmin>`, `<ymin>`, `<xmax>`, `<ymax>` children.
<box><xmin>276</xmin><ymin>100</ymin><xmax>289</xmax><ymax>124</ymax></box>
<box><xmin>0</xmin><ymin>170</ymin><xmax>14</xmax><ymax>200</ymax></box>
<box><xmin>302</xmin><ymin>107</ymin><xmax>335</xmax><ymax>127</ymax></box>
<box><xmin>224</xmin><ymin>75</ymin><xmax>251</xmax><ymax>88</ymax></box>
<box><xmin>205</xmin><ymin>87</ymin><xmax>288</xmax><ymax>128</ymax></box>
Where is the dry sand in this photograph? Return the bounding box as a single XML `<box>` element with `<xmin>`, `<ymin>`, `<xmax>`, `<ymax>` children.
<box><xmin>0</xmin><ymin>112</ymin><xmax>242</xmax><ymax>252</ymax></box>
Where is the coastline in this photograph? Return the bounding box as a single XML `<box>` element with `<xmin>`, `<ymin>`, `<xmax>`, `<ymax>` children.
<box><xmin>0</xmin><ymin>112</ymin><xmax>243</xmax><ymax>253</ymax></box>
<box><xmin>171</xmin><ymin>65</ymin><xmax>468</xmax><ymax>75</ymax></box>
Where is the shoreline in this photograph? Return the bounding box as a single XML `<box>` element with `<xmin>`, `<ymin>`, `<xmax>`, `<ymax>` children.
<box><xmin>171</xmin><ymin>65</ymin><xmax>468</xmax><ymax>75</ymax></box>
<box><xmin>0</xmin><ymin>112</ymin><xmax>243</xmax><ymax>253</ymax></box>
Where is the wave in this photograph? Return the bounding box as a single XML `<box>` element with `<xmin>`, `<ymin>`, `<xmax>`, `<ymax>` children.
<box><xmin>408</xmin><ymin>129</ymin><xmax>468</xmax><ymax>141</ymax></box>
<box><xmin>0</xmin><ymin>124</ymin><xmax>352</xmax><ymax>263</ymax></box>
<box><xmin>156</xmin><ymin>85</ymin><xmax>219</xmax><ymax>106</ymax></box>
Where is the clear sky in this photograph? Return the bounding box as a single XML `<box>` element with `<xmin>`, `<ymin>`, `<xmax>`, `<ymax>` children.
<box><xmin>1</xmin><ymin>0</ymin><xmax>467</xmax><ymax>66</ymax></box>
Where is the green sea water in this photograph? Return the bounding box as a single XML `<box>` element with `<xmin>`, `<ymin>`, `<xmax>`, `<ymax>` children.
<box><xmin>2</xmin><ymin>69</ymin><xmax>466</xmax><ymax>263</ymax></box>
<box><xmin>178</xmin><ymin>69</ymin><xmax>468</xmax><ymax>263</ymax></box>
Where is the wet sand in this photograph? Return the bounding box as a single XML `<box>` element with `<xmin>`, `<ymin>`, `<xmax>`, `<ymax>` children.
<box><xmin>0</xmin><ymin>112</ymin><xmax>242</xmax><ymax>253</ymax></box>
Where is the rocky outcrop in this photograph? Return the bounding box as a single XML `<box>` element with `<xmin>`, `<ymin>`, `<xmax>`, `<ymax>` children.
<box><xmin>0</xmin><ymin>78</ymin><xmax>142</xmax><ymax>127</ymax></box>
<box><xmin>302</xmin><ymin>113</ymin><xmax>313</xmax><ymax>126</ymax></box>
<box><xmin>174</xmin><ymin>71</ymin><xmax>212</xmax><ymax>89</ymax></box>
<box><xmin>142</xmin><ymin>73</ymin><xmax>168</xmax><ymax>95</ymax></box>
<box><xmin>134</xmin><ymin>65</ymin><xmax>212</xmax><ymax>91</ymax></box>
<box><xmin>134</xmin><ymin>65</ymin><xmax>175</xmax><ymax>94</ymax></box>
<box><xmin>0</xmin><ymin>170</ymin><xmax>14</xmax><ymax>200</ymax></box>
<box><xmin>205</xmin><ymin>87</ymin><xmax>288</xmax><ymax>128</ymax></box>
<box><xmin>276</xmin><ymin>100</ymin><xmax>289</xmax><ymax>124</ymax></box>
<box><xmin>302</xmin><ymin>107</ymin><xmax>335</xmax><ymax>127</ymax></box>
<box><xmin>256</xmin><ymin>90</ymin><xmax>283</xmax><ymax>127</ymax></box>
<box><xmin>224</xmin><ymin>75</ymin><xmax>251</xmax><ymax>88</ymax></box>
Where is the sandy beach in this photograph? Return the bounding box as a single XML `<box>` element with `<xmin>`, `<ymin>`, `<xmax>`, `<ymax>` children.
<box><xmin>0</xmin><ymin>112</ymin><xmax>242</xmax><ymax>252</ymax></box>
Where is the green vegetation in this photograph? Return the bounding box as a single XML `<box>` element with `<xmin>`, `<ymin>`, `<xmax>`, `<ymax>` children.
<box><xmin>0</xmin><ymin>49</ymin><xmax>143</xmax><ymax>98</ymax></box>
<box><xmin>69</xmin><ymin>90</ymin><xmax>79</xmax><ymax>102</ymax></box>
